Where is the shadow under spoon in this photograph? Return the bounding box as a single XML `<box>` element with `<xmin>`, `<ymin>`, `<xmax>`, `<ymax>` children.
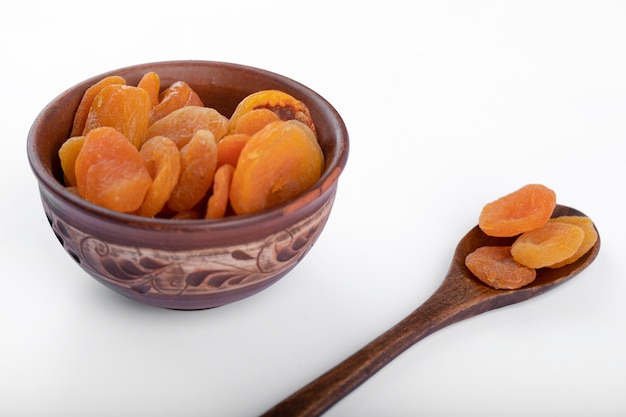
<box><xmin>262</xmin><ymin>204</ymin><xmax>601</xmax><ymax>417</ymax></box>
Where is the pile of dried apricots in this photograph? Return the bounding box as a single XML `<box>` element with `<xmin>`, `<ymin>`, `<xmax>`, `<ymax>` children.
<box><xmin>58</xmin><ymin>72</ymin><xmax>324</xmax><ymax>219</ymax></box>
<box><xmin>465</xmin><ymin>184</ymin><xmax>598</xmax><ymax>290</ymax></box>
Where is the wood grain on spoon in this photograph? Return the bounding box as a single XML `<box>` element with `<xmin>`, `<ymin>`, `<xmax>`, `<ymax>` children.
<box><xmin>262</xmin><ymin>204</ymin><xmax>601</xmax><ymax>417</ymax></box>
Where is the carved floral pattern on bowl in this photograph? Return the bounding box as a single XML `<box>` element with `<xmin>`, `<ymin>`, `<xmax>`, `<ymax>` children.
<box><xmin>43</xmin><ymin>197</ymin><xmax>333</xmax><ymax>297</ymax></box>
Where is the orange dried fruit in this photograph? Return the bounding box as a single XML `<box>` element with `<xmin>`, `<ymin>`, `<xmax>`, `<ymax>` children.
<box><xmin>167</xmin><ymin>129</ymin><xmax>218</xmax><ymax>212</ymax></box>
<box><xmin>511</xmin><ymin>222</ymin><xmax>585</xmax><ymax>269</ymax></box>
<box><xmin>145</xmin><ymin>106</ymin><xmax>228</xmax><ymax>149</ymax></box>
<box><xmin>149</xmin><ymin>81</ymin><xmax>204</xmax><ymax>125</ymax></box>
<box><xmin>83</xmin><ymin>84</ymin><xmax>152</xmax><ymax>150</ymax></box>
<box><xmin>229</xmin><ymin>120</ymin><xmax>324</xmax><ymax>215</ymax></box>
<box><xmin>58</xmin><ymin>136</ymin><xmax>85</xmax><ymax>187</ymax></box>
<box><xmin>206</xmin><ymin>164</ymin><xmax>235</xmax><ymax>219</ymax></box>
<box><xmin>137</xmin><ymin>71</ymin><xmax>160</xmax><ymax>107</ymax></box>
<box><xmin>547</xmin><ymin>216</ymin><xmax>598</xmax><ymax>268</ymax></box>
<box><xmin>216</xmin><ymin>133</ymin><xmax>249</xmax><ymax>168</ymax></box>
<box><xmin>229</xmin><ymin>108</ymin><xmax>280</xmax><ymax>136</ymax></box>
<box><xmin>74</xmin><ymin>127</ymin><xmax>152</xmax><ymax>213</ymax></box>
<box><xmin>71</xmin><ymin>75</ymin><xmax>126</xmax><ymax>137</ymax></box>
<box><xmin>465</xmin><ymin>246</ymin><xmax>536</xmax><ymax>289</ymax></box>
<box><xmin>62</xmin><ymin>82</ymin><xmax>329</xmax><ymax>221</ymax></box>
<box><xmin>228</xmin><ymin>90</ymin><xmax>316</xmax><ymax>135</ymax></box>
<box><xmin>479</xmin><ymin>184</ymin><xmax>557</xmax><ymax>237</ymax></box>
<box><xmin>138</xmin><ymin>136</ymin><xmax>181</xmax><ymax>217</ymax></box>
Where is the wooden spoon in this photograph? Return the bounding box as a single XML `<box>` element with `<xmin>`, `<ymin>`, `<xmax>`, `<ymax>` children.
<box><xmin>262</xmin><ymin>204</ymin><xmax>601</xmax><ymax>417</ymax></box>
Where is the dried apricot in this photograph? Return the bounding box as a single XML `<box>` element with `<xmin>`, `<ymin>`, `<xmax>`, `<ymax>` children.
<box><xmin>149</xmin><ymin>81</ymin><xmax>204</xmax><ymax>125</ymax></box>
<box><xmin>229</xmin><ymin>108</ymin><xmax>280</xmax><ymax>136</ymax></box>
<box><xmin>229</xmin><ymin>120</ymin><xmax>324</xmax><ymax>215</ymax></box>
<box><xmin>138</xmin><ymin>136</ymin><xmax>181</xmax><ymax>217</ymax></box>
<box><xmin>58</xmin><ymin>136</ymin><xmax>85</xmax><ymax>187</ymax></box>
<box><xmin>216</xmin><ymin>133</ymin><xmax>249</xmax><ymax>168</ymax></box>
<box><xmin>74</xmin><ymin>127</ymin><xmax>152</xmax><ymax>213</ymax></box>
<box><xmin>206</xmin><ymin>164</ymin><xmax>235</xmax><ymax>219</ymax></box>
<box><xmin>228</xmin><ymin>90</ymin><xmax>316</xmax><ymax>135</ymax></box>
<box><xmin>145</xmin><ymin>106</ymin><xmax>228</xmax><ymax>149</ymax></box>
<box><xmin>62</xmin><ymin>80</ymin><xmax>327</xmax><ymax>221</ymax></box>
<box><xmin>167</xmin><ymin>129</ymin><xmax>218</xmax><ymax>212</ymax></box>
<box><xmin>83</xmin><ymin>84</ymin><xmax>152</xmax><ymax>150</ymax></box>
<box><xmin>465</xmin><ymin>246</ymin><xmax>536</xmax><ymax>289</ymax></box>
<box><xmin>71</xmin><ymin>75</ymin><xmax>126</xmax><ymax>137</ymax></box>
<box><xmin>137</xmin><ymin>71</ymin><xmax>160</xmax><ymax>107</ymax></box>
<box><xmin>479</xmin><ymin>184</ymin><xmax>556</xmax><ymax>237</ymax></box>
<box><xmin>511</xmin><ymin>222</ymin><xmax>585</xmax><ymax>269</ymax></box>
<box><xmin>547</xmin><ymin>216</ymin><xmax>598</xmax><ymax>268</ymax></box>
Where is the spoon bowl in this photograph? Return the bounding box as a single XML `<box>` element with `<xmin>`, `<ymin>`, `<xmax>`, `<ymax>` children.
<box><xmin>263</xmin><ymin>204</ymin><xmax>600</xmax><ymax>416</ymax></box>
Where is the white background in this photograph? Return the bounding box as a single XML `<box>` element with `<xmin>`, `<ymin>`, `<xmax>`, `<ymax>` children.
<box><xmin>2</xmin><ymin>1</ymin><xmax>625</xmax><ymax>416</ymax></box>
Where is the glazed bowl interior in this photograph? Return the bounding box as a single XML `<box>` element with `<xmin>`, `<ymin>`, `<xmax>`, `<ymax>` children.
<box><xmin>27</xmin><ymin>60</ymin><xmax>349</xmax><ymax>309</ymax></box>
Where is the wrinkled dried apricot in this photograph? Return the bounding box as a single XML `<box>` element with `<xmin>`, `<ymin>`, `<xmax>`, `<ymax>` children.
<box><xmin>138</xmin><ymin>136</ymin><xmax>181</xmax><ymax>217</ymax></box>
<box><xmin>58</xmin><ymin>136</ymin><xmax>85</xmax><ymax>187</ymax></box>
<box><xmin>74</xmin><ymin>127</ymin><xmax>152</xmax><ymax>213</ymax></box>
<box><xmin>467</xmin><ymin>184</ymin><xmax>597</xmax><ymax>290</ymax></box>
<box><xmin>83</xmin><ymin>84</ymin><xmax>152</xmax><ymax>150</ymax></box>
<box><xmin>216</xmin><ymin>133</ymin><xmax>249</xmax><ymax>168</ymax></box>
<box><xmin>511</xmin><ymin>222</ymin><xmax>585</xmax><ymax>269</ymax></box>
<box><xmin>230</xmin><ymin>120</ymin><xmax>324</xmax><ymax>215</ymax></box>
<box><xmin>547</xmin><ymin>216</ymin><xmax>598</xmax><ymax>268</ymax></box>
<box><xmin>228</xmin><ymin>90</ymin><xmax>316</xmax><ymax>135</ymax></box>
<box><xmin>71</xmin><ymin>75</ymin><xmax>126</xmax><ymax>137</ymax></box>
<box><xmin>206</xmin><ymin>164</ymin><xmax>235</xmax><ymax>219</ymax></box>
<box><xmin>465</xmin><ymin>246</ymin><xmax>536</xmax><ymax>289</ymax></box>
<box><xmin>229</xmin><ymin>108</ymin><xmax>280</xmax><ymax>136</ymax></box>
<box><xmin>149</xmin><ymin>81</ymin><xmax>204</xmax><ymax>125</ymax></box>
<box><xmin>137</xmin><ymin>71</ymin><xmax>160</xmax><ymax>107</ymax></box>
<box><xmin>62</xmin><ymin>75</ymin><xmax>326</xmax><ymax>220</ymax></box>
<box><xmin>167</xmin><ymin>129</ymin><xmax>218</xmax><ymax>212</ymax></box>
<box><xmin>479</xmin><ymin>184</ymin><xmax>556</xmax><ymax>237</ymax></box>
<box><xmin>145</xmin><ymin>106</ymin><xmax>228</xmax><ymax>149</ymax></box>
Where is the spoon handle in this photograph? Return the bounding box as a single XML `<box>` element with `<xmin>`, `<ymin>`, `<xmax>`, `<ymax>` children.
<box><xmin>262</xmin><ymin>267</ymin><xmax>491</xmax><ymax>417</ymax></box>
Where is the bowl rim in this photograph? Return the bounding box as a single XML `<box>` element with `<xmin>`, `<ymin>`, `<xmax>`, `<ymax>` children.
<box><xmin>27</xmin><ymin>59</ymin><xmax>349</xmax><ymax>231</ymax></box>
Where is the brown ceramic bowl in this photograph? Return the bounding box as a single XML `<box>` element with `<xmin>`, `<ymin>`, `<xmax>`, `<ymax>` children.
<box><xmin>27</xmin><ymin>60</ymin><xmax>349</xmax><ymax>310</ymax></box>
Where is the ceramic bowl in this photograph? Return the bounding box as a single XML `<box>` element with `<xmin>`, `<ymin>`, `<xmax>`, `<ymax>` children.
<box><xmin>27</xmin><ymin>60</ymin><xmax>349</xmax><ymax>310</ymax></box>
